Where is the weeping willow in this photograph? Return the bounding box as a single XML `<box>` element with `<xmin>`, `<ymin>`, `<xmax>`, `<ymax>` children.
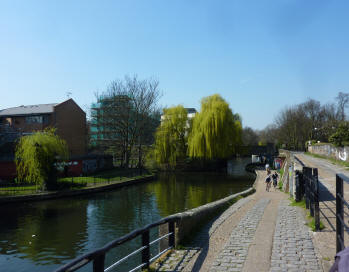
<box><xmin>15</xmin><ymin>128</ymin><xmax>68</xmax><ymax>188</ymax></box>
<box><xmin>188</xmin><ymin>94</ymin><xmax>242</xmax><ymax>159</ymax></box>
<box><xmin>154</xmin><ymin>105</ymin><xmax>188</xmax><ymax>169</ymax></box>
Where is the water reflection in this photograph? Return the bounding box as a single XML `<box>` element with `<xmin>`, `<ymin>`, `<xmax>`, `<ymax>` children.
<box><xmin>0</xmin><ymin>158</ymin><xmax>254</xmax><ymax>272</ymax></box>
<box><xmin>149</xmin><ymin>171</ymin><xmax>254</xmax><ymax>216</ymax></box>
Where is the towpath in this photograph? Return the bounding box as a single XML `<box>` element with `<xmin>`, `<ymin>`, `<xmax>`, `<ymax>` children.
<box><xmin>155</xmin><ymin>169</ymin><xmax>323</xmax><ymax>271</ymax></box>
<box><xmin>294</xmin><ymin>153</ymin><xmax>349</xmax><ymax>271</ymax></box>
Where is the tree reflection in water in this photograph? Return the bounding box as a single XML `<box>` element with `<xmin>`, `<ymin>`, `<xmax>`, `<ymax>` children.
<box><xmin>0</xmin><ymin>158</ymin><xmax>254</xmax><ymax>272</ymax></box>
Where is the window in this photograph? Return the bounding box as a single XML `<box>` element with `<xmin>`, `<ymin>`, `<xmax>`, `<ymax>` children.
<box><xmin>25</xmin><ymin>115</ymin><xmax>43</xmax><ymax>124</ymax></box>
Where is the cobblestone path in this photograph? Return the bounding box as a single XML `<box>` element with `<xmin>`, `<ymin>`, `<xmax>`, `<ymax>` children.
<box><xmin>210</xmin><ymin>198</ymin><xmax>270</xmax><ymax>272</ymax></box>
<box><xmin>270</xmin><ymin>200</ymin><xmax>322</xmax><ymax>272</ymax></box>
<box><xmin>188</xmin><ymin>197</ymin><xmax>252</xmax><ymax>247</ymax></box>
<box><xmin>154</xmin><ymin>249</ymin><xmax>200</xmax><ymax>272</ymax></box>
<box><xmin>154</xmin><ymin>197</ymin><xmax>251</xmax><ymax>271</ymax></box>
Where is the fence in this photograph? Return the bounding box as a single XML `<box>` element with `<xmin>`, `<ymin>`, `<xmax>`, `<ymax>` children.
<box><xmin>336</xmin><ymin>173</ymin><xmax>349</xmax><ymax>253</ymax></box>
<box><xmin>54</xmin><ymin>216</ymin><xmax>178</xmax><ymax>272</ymax></box>
<box><xmin>295</xmin><ymin>166</ymin><xmax>320</xmax><ymax>231</ymax></box>
<box><xmin>0</xmin><ymin>169</ymin><xmax>147</xmax><ymax>195</ymax></box>
<box><xmin>52</xmin><ymin>185</ymin><xmax>255</xmax><ymax>272</ymax></box>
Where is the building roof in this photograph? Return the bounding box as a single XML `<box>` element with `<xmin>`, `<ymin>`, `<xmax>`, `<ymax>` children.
<box><xmin>185</xmin><ymin>108</ymin><xmax>197</xmax><ymax>114</ymax></box>
<box><xmin>0</xmin><ymin>103</ymin><xmax>58</xmax><ymax>117</ymax></box>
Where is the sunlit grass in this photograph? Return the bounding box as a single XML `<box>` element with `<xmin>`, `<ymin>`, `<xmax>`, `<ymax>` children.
<box><xmin>0</xmin><ymin>168</ymin><xmax>152</xmax><ymax>196</ymax></box>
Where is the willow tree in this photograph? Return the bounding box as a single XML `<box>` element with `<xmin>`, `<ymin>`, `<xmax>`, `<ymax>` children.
<box><xmin>188</xmin><ymin>94</ymin><xmax>242</xmax><ymax>159</ymax></box>
<box><xmin>15</xmin><ymin>128</ymin><xmax>68</xmax><ymax>190</ymax></box>
<box><xmin>154</xmin><ymin>105</ymin><xmax>188</xmax><ymax>169</ymax></box>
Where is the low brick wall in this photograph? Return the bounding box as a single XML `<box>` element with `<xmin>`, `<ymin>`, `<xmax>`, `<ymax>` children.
<box><xmin>168</xmin><ymin>187</ymin><xmax>255</xmax><ymax>246</ymax></box>
<box><xmin>308</xmin><ymin>144</ymin><xmax>349</xmax><ymax>162</ymax></box>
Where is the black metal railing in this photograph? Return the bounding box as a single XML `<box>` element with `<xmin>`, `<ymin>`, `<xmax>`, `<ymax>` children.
<box><xmin>303</xmin><ymin>166</ymin><xmax>320</xmax><ymax>231</ymax></box>
<box><xmin>54</xmin><ymin>216</ymin><xmax>179</xmax><ymax>272</ymax></box>
<box><xmin>336</xmin><ymin>173</ymin><xmax>349</xmax><ymax>253</ymax></box>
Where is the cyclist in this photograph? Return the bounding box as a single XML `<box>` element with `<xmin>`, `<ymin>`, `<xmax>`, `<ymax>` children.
<box><xmin>265</xmin><ymin>174</ymin><xmax>272</xmax><ymax>192</ymax></box>
<box><xmin>272</xmin><ymin>172</ymin><xmax>278</xmax><ymax>190</ymax></box>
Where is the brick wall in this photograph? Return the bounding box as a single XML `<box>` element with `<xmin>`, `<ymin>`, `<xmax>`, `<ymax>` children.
<box><xmin>54</xmin><ymin>99</ymin><xmax>86</xmax><ymax>157</ymax></box>
<box><xmin>7</xmin><ymin>115</ymin><xmax>53</xmax><ymax>132</ymax></box>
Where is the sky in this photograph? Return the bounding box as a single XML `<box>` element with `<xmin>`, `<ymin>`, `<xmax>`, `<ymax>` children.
<box><xmin>0</xmin><ymin>0</ymin><xmax>348</xmax><ymax>129</ymax></box>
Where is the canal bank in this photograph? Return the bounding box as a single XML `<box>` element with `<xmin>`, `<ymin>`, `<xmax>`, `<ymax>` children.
<box><xmin>0</xmin><ymin>174</ymin><xmax>155</xmax><ymax>204</ymax></box>
<box><xmin>0</xmin><ymin>158</ymin><xmax>255</xmax><ymax>272</ymax></box>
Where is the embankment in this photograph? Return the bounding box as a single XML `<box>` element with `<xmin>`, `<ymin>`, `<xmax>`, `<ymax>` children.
<box><xmin>0</xmin><ymin>175</ymin><xmax>155</xmax><ymax>204</ymax></box>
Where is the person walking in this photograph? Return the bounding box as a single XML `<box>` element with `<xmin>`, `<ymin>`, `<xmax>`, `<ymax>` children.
<box><xmin>272</xmin><ymin>172</ymin><xmax>278</xmax><ymax>190</ymax></box>
<box><xmin>265</xmin><ymin>174</ymin><xmax>272</xmax><ymax>192</ymax></box>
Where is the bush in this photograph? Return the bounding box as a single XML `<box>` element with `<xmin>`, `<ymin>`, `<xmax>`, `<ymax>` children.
<box><xmin>329</xmin><ymin>122</ymin><xmax>349</xmax><ymax>147</ymax></box>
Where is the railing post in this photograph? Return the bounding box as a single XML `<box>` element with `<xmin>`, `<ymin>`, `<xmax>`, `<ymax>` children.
<box><xmin>313</xmin><ymin>168</ymin><xmax>320</xmax><ymax>231</ymax></box>
<box><xmin>93</xmin><ymin>253</ymin><xmax>105</xmax><ymax>272</ymax></box>
<box><xmin>304</xmin><ymin>167</ymin><xmax>310</xmax><ymax>210</ymax></box>
<box><xmin>169</xmin><ymin>221</ymin><xmax>175</xmax><ymax>248</ymax></box>
<box><xmin>299</xmin><ymin>172</ymin><xmax>304</xmax><ymax>200</ymax></box>
<box><xmin>310</xmin><ymin>169</ymin><xmax>315</xmax><ymax>217</ymax></box>
<box><xmin>142</xmin><ymin>230</ymin><xmax>150</xmax><ymax>269</ymax></box>
<box><xmin>295</xmin><ymin>170</ymin><xmax>300</xmax><ymax>202</ymax></box>
<box><xmin>336</xmin><ymin>174</ymin><xmax>344</xmax><ymax>253</ymax></box>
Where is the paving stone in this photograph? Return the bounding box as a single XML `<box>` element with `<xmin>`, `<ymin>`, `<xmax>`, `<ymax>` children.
<box><xmin>154</xmin><ymin>197</ymin><xmax>251</xmax><ymax>271</ymax></box>
<box><xmin>210</xmin><ymin>198</ymin><xmax>270</xmax><ymax>272</ymax></box>
<box><xmin>269</xmin><ymin>200</ymin><xmax>323</xmax><ymax>272</ymax></box>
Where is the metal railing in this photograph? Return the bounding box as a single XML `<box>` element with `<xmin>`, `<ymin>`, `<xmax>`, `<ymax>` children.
<box><xmin>54</xmin><ymin>216</ymin><xmax>179</xmax><ymax>272</ymax></box>
<box><xmin>303</xmin><ymin>166</ymin><xmax>320</xmax><ymax>231</ymax></box>
<box><xmin>336</xmin><ymin>173</ymin><xmax>349</xmax><ymax>253</ymax></box>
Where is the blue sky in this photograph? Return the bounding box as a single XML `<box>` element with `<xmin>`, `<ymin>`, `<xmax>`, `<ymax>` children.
<box><xmin>0</xmin><ymin>0</ymin><xmax>348</xmax><ymax>129</ymax></box>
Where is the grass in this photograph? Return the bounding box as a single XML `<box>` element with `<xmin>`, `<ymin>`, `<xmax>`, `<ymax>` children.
<box><xmin>305</xmin><ymin>152</ymin><xmax>349</xmax><ymax>168</ymax></box>
<box><xmin>0</xmin><ymin>168</ymin><xmax>152</xmax><ymax>196</ymax></box>
<box><xmin>307</xmin><ymin>216</ymin><xmax>325</xmax><ymax>231</ymax></box>
<box><xmin>278</xmin><ymin>181</ymin><xmax>283</xmax><ymax>191</ymax></box>
<box><xmin>0</xmin><ymin>184</ymin><xmax>39</xmax><ymax>196</ymax></box>
<box><xmin>290</xmin><ymin>198</ymin><xmax>306</xmax><ymax>209</ymax></box>
<box><xmin>289</xmin><ymin>198</ymin><xmax>325</xmax><ymax>231</ymax></box>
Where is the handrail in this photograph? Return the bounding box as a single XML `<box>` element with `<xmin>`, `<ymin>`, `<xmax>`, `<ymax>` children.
<box><xmin>302</xmin><ymin>166</ymin><xmax>320</xmax><ymax>230</ymax></box>
<box><xmin>337</xmin><ymin>173</ymin><xmax>349</xmax><ymax>183</ymax></box>
<box><xmin>54</xmin><ymin>187</ymin><xmax>255</xmax><ymax>272</ymax></box>
<box><xmin>54</xmin><ymin>215</ymin><xmax>180</xmax><ymax>272</ymax></box>
<box><xmin>294</xmin><ymin>155</ymin><xmax>305</xmax><ymax>167</ymax></box>
<box><xmin>104</xmin><ymin>246</ymin><xmax>147</xmax><ymax>272</ymax></box>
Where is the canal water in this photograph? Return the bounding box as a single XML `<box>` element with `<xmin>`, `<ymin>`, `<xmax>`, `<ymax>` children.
<box><xmin>0</xmin><ymin>158</ymin><xmax>255</xmax><ymax>272</ymax></box>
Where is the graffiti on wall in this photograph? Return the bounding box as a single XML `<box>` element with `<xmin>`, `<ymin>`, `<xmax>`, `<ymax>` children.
<box><xmin>339</xmin><ymin>150</ymin><xmax>347</xmax><ymax>161</ymax></box>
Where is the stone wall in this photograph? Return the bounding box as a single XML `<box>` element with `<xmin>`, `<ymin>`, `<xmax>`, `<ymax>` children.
<box><xmin>308</xmin><ymin>144</ymin><xmax>349</xmax><ymax>162</ymax></box>
<box><xmin>172</xmin><ymin>187</ymin><xmax>255</xmax><ymax>246</ymax></box>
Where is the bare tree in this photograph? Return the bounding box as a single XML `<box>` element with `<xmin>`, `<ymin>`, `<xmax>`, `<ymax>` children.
<box><xmin>242</xmin><ymin>127</ymin><xmax>259</xmax><ymax>145</ymax></box>
<box><xmin>92</xmin><ymin>75</ymin><xmax>161</xmax><ymax>168</ymax></box>
<box><xmin>273</xmin><ymin>97</ymin><xmax>343</xmax><ymax>149</ymax></box>
<box><xmin>258</xmin><ymin>124</ymin><xmax>279</xmax><ymax>145</ymax></box>
<box><xmin>336</xmin><ymin>92</ymin><xmax>349</xmax><ymax>121</ymax></box>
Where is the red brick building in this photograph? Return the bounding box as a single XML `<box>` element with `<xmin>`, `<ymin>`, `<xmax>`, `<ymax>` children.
<box><xmin>0</xmin><ymin>98</ymin><xmax>86</xmax><ymax>157</ymax></box>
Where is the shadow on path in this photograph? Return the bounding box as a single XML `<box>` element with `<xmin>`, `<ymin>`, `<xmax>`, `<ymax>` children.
<box><xmin>184</xmin><ymin>216</ymin><xmax>217</xmax><ymax>272</ymax></box>
<box><xmin>318</xmin><ymin>180</ymin><xmax>336</xmax><ymax>231</ymax></box>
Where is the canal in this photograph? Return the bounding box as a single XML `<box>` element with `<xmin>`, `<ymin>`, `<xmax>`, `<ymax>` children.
<box><xmin>0</xmin><ymin>158</ymin><xmax>255</xmax><ymax>272</ymax></box>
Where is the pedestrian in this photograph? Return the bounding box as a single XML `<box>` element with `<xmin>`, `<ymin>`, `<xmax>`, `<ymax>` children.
<box><xmin>265</xmin><ymin>174</ymin><xmax>271</xmax><ymax>192</ymax></box>
<box><xmin>272</xmin><ymin>172</ymin><xmax>278</xmax><ymax>190</ymax></box>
